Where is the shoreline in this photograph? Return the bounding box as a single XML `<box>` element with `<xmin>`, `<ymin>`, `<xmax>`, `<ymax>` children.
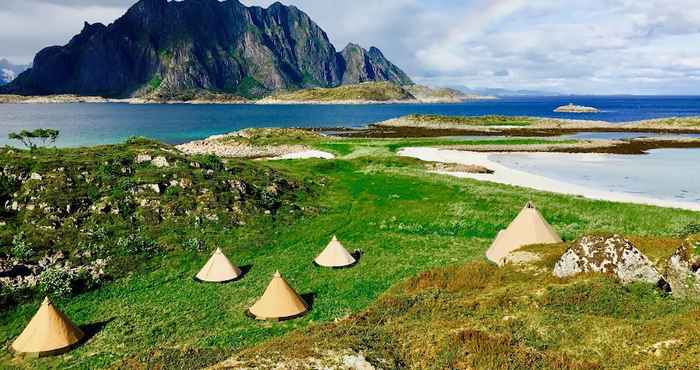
<box><xmin>0</xmin><ymin>95</ymin><xmax>494</xmax><ymax>106</ymax></box>
<box><xmin>398</xmin><ymin>147</ymin><xmax>700</xmax><ymax>211</ymax></box>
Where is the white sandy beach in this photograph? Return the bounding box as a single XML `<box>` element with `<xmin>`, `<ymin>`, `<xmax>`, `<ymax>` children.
<box><xmin>399</xmin><ymin>147</ymin><xmax>700</xmax><ymax>211</ymax></box>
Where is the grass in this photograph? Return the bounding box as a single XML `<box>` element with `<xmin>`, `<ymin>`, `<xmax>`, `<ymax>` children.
<box><xmin>310</xmin><ymin>137</ymin><xmax>575</xmax><ymax>158</ymax></box>
<box><xmin>233</xmin><ymin>238</ymin><xmax>700</xmax><ymax>369</ymax></box>
<box><xmin>1</xmin><ymin>143</ymin><xmax>698</xmax><ymax>368</ymax></box>
<box><xmin>217</xmin><ymin>128</ymin><xmax>327</xmax><ymax>147</ymax></box>
<box><xmin>404</xmin><ymin>114</ymin><xmax>536</xmax><ymax>127</ymax></box>
<box><xmin>268</xmin><ymin>82</ymin><xmax>415</xmax><ymax>102</ymax></box>
<box><xmin>0</xmin><ymin>149</ymin><xmax>697</xmax><ymax>368</ymax></box>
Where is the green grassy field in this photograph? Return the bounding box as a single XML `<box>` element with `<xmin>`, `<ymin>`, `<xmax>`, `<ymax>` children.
<box><xmin>401</xmin><ymin>114</ymin><xmax>536</xmax><ymax>127</ymax></box>
<box><xmin>2</xmin><ymin>144</ymin><xmax>698</xmax><ymax>368</ymax></box>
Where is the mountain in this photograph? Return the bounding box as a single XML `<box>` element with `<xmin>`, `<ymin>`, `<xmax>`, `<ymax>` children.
<box><xmin>339</xmin><ymin>44</ymin><xmax>412</xmax><ymax>86</ymax></box>
<box><xmin>1</xmin><ymin>0</ymin><xmax>412</xmax><ymax>99</ymax></box>
<box><xmin>0</xmin><ymin>59</ymin><xmax>30</xmax><ymax>85</ymax></box>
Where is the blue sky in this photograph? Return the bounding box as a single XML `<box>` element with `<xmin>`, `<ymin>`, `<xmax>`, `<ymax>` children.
<box><xmin>1</xmin><ymin>0</ymin><xmax>700</xmax><ymax>94</ymax></box>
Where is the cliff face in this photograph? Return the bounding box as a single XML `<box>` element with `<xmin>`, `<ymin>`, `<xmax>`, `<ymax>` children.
<box><xmin>340</xmin><ymin>44</ymin><xmax>413</xmax><ymax>86</ymax></box>
<box><xmin>2</xmin><ymin>0</ymin><xmax>412</xmax><ymax>98</ymax></box>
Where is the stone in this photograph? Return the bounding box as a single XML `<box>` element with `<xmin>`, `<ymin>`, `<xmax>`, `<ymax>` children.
<box><xmin>504</xmin><ymin>251</ymin><xmax>542</xmax><ymax>265</ymax></box>
<box><xmin>136</xmin><ymin>154</ymin><xmax>152</xmax><ymax>163</ymax></box>
<box><xmin>29</xmin><ymin>172</ymin><xmax>42</xmax><ymax>181</ymax></box>
<box><xmin>553</xmin><ymin>234</ymin><xmax>667</xmax><ymax>287</ymax></box>
<box><xmin>151</xmin><ymin>156</ymin><xmax>169</xmax><ymax>168</ymax></box>
<box><xmin>665</xmin><ymin>235</ymin><xmax>700</xmax><ymax>300</ymax></box>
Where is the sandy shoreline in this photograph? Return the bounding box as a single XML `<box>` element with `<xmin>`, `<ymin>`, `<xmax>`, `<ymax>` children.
<box><xmin>399</xmin><ymin>147</ymin><xmax>700</xmax><ymax>211</ymax></box>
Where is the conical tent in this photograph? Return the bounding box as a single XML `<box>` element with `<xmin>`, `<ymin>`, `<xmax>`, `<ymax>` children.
<box><xmin>11</xmin><ymin>297</ymin><xmax>84</xmax><ymax>357</ymax></box>
<box><xmin>247</xmin><ymin>271</ymin><xmax>308</xmax><ymax>321</ymax></box>
<box><xmin>195</xmin><ymin>248</ymin><xmax>243</xmax><ymax>283</ymax></box>
<box><xmin>314</xmin><ymin>236</ymin><xmax>357</xmax><ymax>268</ymax></box>
<box><xmin>486</xmin><ymin>201</ymin><xmax>562</xmax><ymax>265</ymax></box>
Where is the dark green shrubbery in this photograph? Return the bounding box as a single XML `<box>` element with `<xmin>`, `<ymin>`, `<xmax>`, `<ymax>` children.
<box><xmin>677</xmin><ymin>222</ymin><xmax>700</xmax><ymax>238</ymax></box>
<box><xmin>194</xmin><ymin>154</ymin><xmax>225</xmax><ymax>171</ymax></box>
<box><xmin>117</xmin><ymin>234</ymin><xmax>160</xmax><ymax>257</ymax></box>
<box><xmin>38</xmin><ymin>267</ymin><xmax>73</xmax><ymax>298</ymax></box>
<box><xmin>10</xmin><ymin>231</ymin><xmax>33</xmax><ymax>259</ymax></box>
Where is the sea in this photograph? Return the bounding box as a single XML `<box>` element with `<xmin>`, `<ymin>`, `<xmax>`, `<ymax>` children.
<box><xmin>1</xmin><ymin>95</ymin><xmax>699</xmax><ymax>208</ymax></box>
<box><xmin>1</xmin><ymin>95</ymin><xmax>700</xmax><ymax>147</ymax></box>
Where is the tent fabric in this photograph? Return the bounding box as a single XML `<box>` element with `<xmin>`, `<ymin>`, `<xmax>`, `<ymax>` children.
<box><xmin>486</xmin><ymin>201</ymin><xmax>563</xmax><ymax>265</ymax></box>
<box><xmin>247</xmin><ymin>271</ymin><xmax>308</xmax><ymax>321</ymax></box>
<box><xmin>314</xmin><ymin>236</ymin><xmax>357</xmax><ymax>268</ymax></box>
<box><xmin>195</xmin><ymin>248</ymin><xmax>243</xmax><ymax>283</ymax></box>
<box><xmin>11</xmin><ymin>297</ymin><xmax>84</xmax><ymax>357</ymax></box>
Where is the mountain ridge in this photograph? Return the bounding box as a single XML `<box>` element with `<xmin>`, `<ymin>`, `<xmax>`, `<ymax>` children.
<box><xmin>1</xmin><ymin>0</ymin><xmax>412</xmax><ymax>99</ymax></box>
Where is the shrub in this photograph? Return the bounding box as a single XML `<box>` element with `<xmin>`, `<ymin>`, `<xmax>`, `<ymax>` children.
<box><xmin>195</xmin><ymin>154</ymin><xmax>225</xmax><ymax>172</ymax></box>
<box><xmin>11</xmin><ymin>231</ymin><xmax>33</xmax><ymax>259</ymax></box>
<box><xmin>125</xmin><ymin>136</ymin><xmax>151</xmax><ymax>145</ymax></box>
<box><xmin>117</xmin><ymin>234</ymin><xmax>160</xmax><ymax>256</ymax></box>
<box><xmin>38</xmin><ymin>267</ymin><xmax>73</xmax><ymax>298</ymax></box>
<box><xmin>183</xmin><ymin>237</ymin><xmax>206</xmax><ymax>252</ymax></box>
<box><xmin>677</xmin><ymin>223</ymin><xmax>700</xmax><ymax>238</ymax></box>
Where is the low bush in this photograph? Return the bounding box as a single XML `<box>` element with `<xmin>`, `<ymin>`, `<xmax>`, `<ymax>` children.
<box><xmin>38</xmin><ymin>267</ymin><xmax>73</xmax><ymax>298</ymax></box>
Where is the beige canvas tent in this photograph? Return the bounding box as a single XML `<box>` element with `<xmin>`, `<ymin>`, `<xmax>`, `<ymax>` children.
<box><xmin>314</xmin><ymin>236</ymin><xmax>357</xmax><ymax>268</ymax></box>
<box><xmin>11</xmin><ymin>297</ymin><xmax>84</xmax><ymax>357</ymax></box>
<box><xmin>486</xmin><ymin>201</ymin><xmax>562</xmax><ymax>265</ymax></box>
<box><xmin>247</xmin><ymin>271</ymin><xmax>309</xmax><ymax>321</ymax></box>
<box><xmin>195</xmin><ymin>248</ymin><xmax>243</xmax><ymax>283</ymax></box>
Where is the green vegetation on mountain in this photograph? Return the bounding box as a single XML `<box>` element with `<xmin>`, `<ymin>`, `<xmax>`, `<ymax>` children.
<box><xmin>265</xmin><ymin>82</ymin><xmax>416</xmax><ymax>102</ymax></box>
<box><xmin>1</xmin><ymin>133</ymin><xmax>698</xmax><ymax>369</ymax></box>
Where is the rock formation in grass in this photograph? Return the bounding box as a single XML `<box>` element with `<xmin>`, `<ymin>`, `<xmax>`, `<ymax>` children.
<box><xmin>0</xmin><ymin>138</ymin><xmax>302</xmax><ymax>307</ymax></box>
<box><xmin>0</xmin><ymin>0</ymin><xmax>411</xmax><ymax>99</ymax></box>
<box><xmin>665</xmin><ymin>235</ymin><xmax>700</xmax><ymax>300</ymax></box>
<box><xmin>553</xmin><ymin>235</ymin><xmax>668</xmax><ymax>288</ymax></box>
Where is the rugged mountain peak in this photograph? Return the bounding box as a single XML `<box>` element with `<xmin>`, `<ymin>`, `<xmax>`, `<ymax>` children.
<box><xmin>340</xmin><ymin>43</ymin><xmax>413</xmax><ymax>86</ymax></box>
<box><xmin>1</xmin><ymin>0</ymin><xmax>411</xmax><ymax>98</ymax></box>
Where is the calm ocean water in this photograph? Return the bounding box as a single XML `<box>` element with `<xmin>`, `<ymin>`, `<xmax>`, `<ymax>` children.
<box><xmin>489</xmin><ymin>149</ymin><xmax>700</xmax><ymax>204</ymax></box>
<box><xmin>1</xmin><ymin>95</ymin><xmax>699</xmax><ymax>147</ymax></box>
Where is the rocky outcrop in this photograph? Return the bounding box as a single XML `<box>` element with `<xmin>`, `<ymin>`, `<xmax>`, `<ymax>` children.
<box><xmin>1</xmin><ymin>0</ymin><xmax>411</xmax><ymax>99</ymax></box>
<box><xmin>554</xmin><ymin>103</ymin><xmax>600</xmax><ymax>113</ymax></box>
<box><xmin>553</xmin><ymin>235</ymin><xmax>668</xmax><ymax>288</ymax></box>
<box><xmin>665</xmin><ymin>236</ymin><xmax>700</xmax><ymax>300</ymax></box>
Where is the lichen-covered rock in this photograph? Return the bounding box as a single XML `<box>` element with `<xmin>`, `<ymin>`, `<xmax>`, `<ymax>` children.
<box><xmin>553</xmin><ymin>235</ymin><xmax>667</xmax><ymax>287</ymax></box>
<box><xmin>665</xmin><ymin>235</ymin><xmax>700</xmax><ymax>300</ymax></box>
<box><xmin>151</xmin><ymin>156</ymin><xmax>169</xmax><ymax>168</ymax></box>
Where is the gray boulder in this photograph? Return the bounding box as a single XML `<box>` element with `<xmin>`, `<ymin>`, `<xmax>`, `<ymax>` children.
<box><xmin>665</xmin><ymin>235</ymin><xmax>700</xmax><ymax>300</ymax></box>
<box><xmin>553</xmin><ymin>234</ymin><xmax>667</xmax><ymax>287</ymax></box>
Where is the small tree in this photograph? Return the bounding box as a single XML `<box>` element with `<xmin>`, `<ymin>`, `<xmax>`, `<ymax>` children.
<box><xmin>8</xmin><ymin>129</ymin><xmax>60</xmax><ymax>150</ymax></box>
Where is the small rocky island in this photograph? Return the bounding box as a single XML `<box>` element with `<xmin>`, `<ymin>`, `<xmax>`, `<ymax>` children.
<box><xmin>554</xmin><ymin>103</ymin><xmax>600</xmax><ymax>113</ymax></box>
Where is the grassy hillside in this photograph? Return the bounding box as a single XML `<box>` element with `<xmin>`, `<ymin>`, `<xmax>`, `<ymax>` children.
<box><xmin>230</xmin><ymin>238</ymin><xmax>700</xmax><ymax>369</ymax></box>
<box><xmin>264</xmin><ymin>82</ymin><xmax>415</xmax><ymax>102</ymax></box>
<box><xmin>0</xmin><ymin>139</ymin><xmax>306</xmax><ymax>309</ymax></box>
<box><xmin>1</xmin><ymin>137</ymin><xmax>698</xmax><ymax>369</ymax></box>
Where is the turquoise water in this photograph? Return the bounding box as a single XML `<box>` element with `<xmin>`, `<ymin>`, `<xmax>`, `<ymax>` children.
<box><xmin>1</xmin><ymin>96</ymin><xmax>700</xmax><ymax>147</ymax></box>
<box><xmin>489</xmin><ymin>149</ymin><xmax>700</xmax><ymax>204</ymax></box>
